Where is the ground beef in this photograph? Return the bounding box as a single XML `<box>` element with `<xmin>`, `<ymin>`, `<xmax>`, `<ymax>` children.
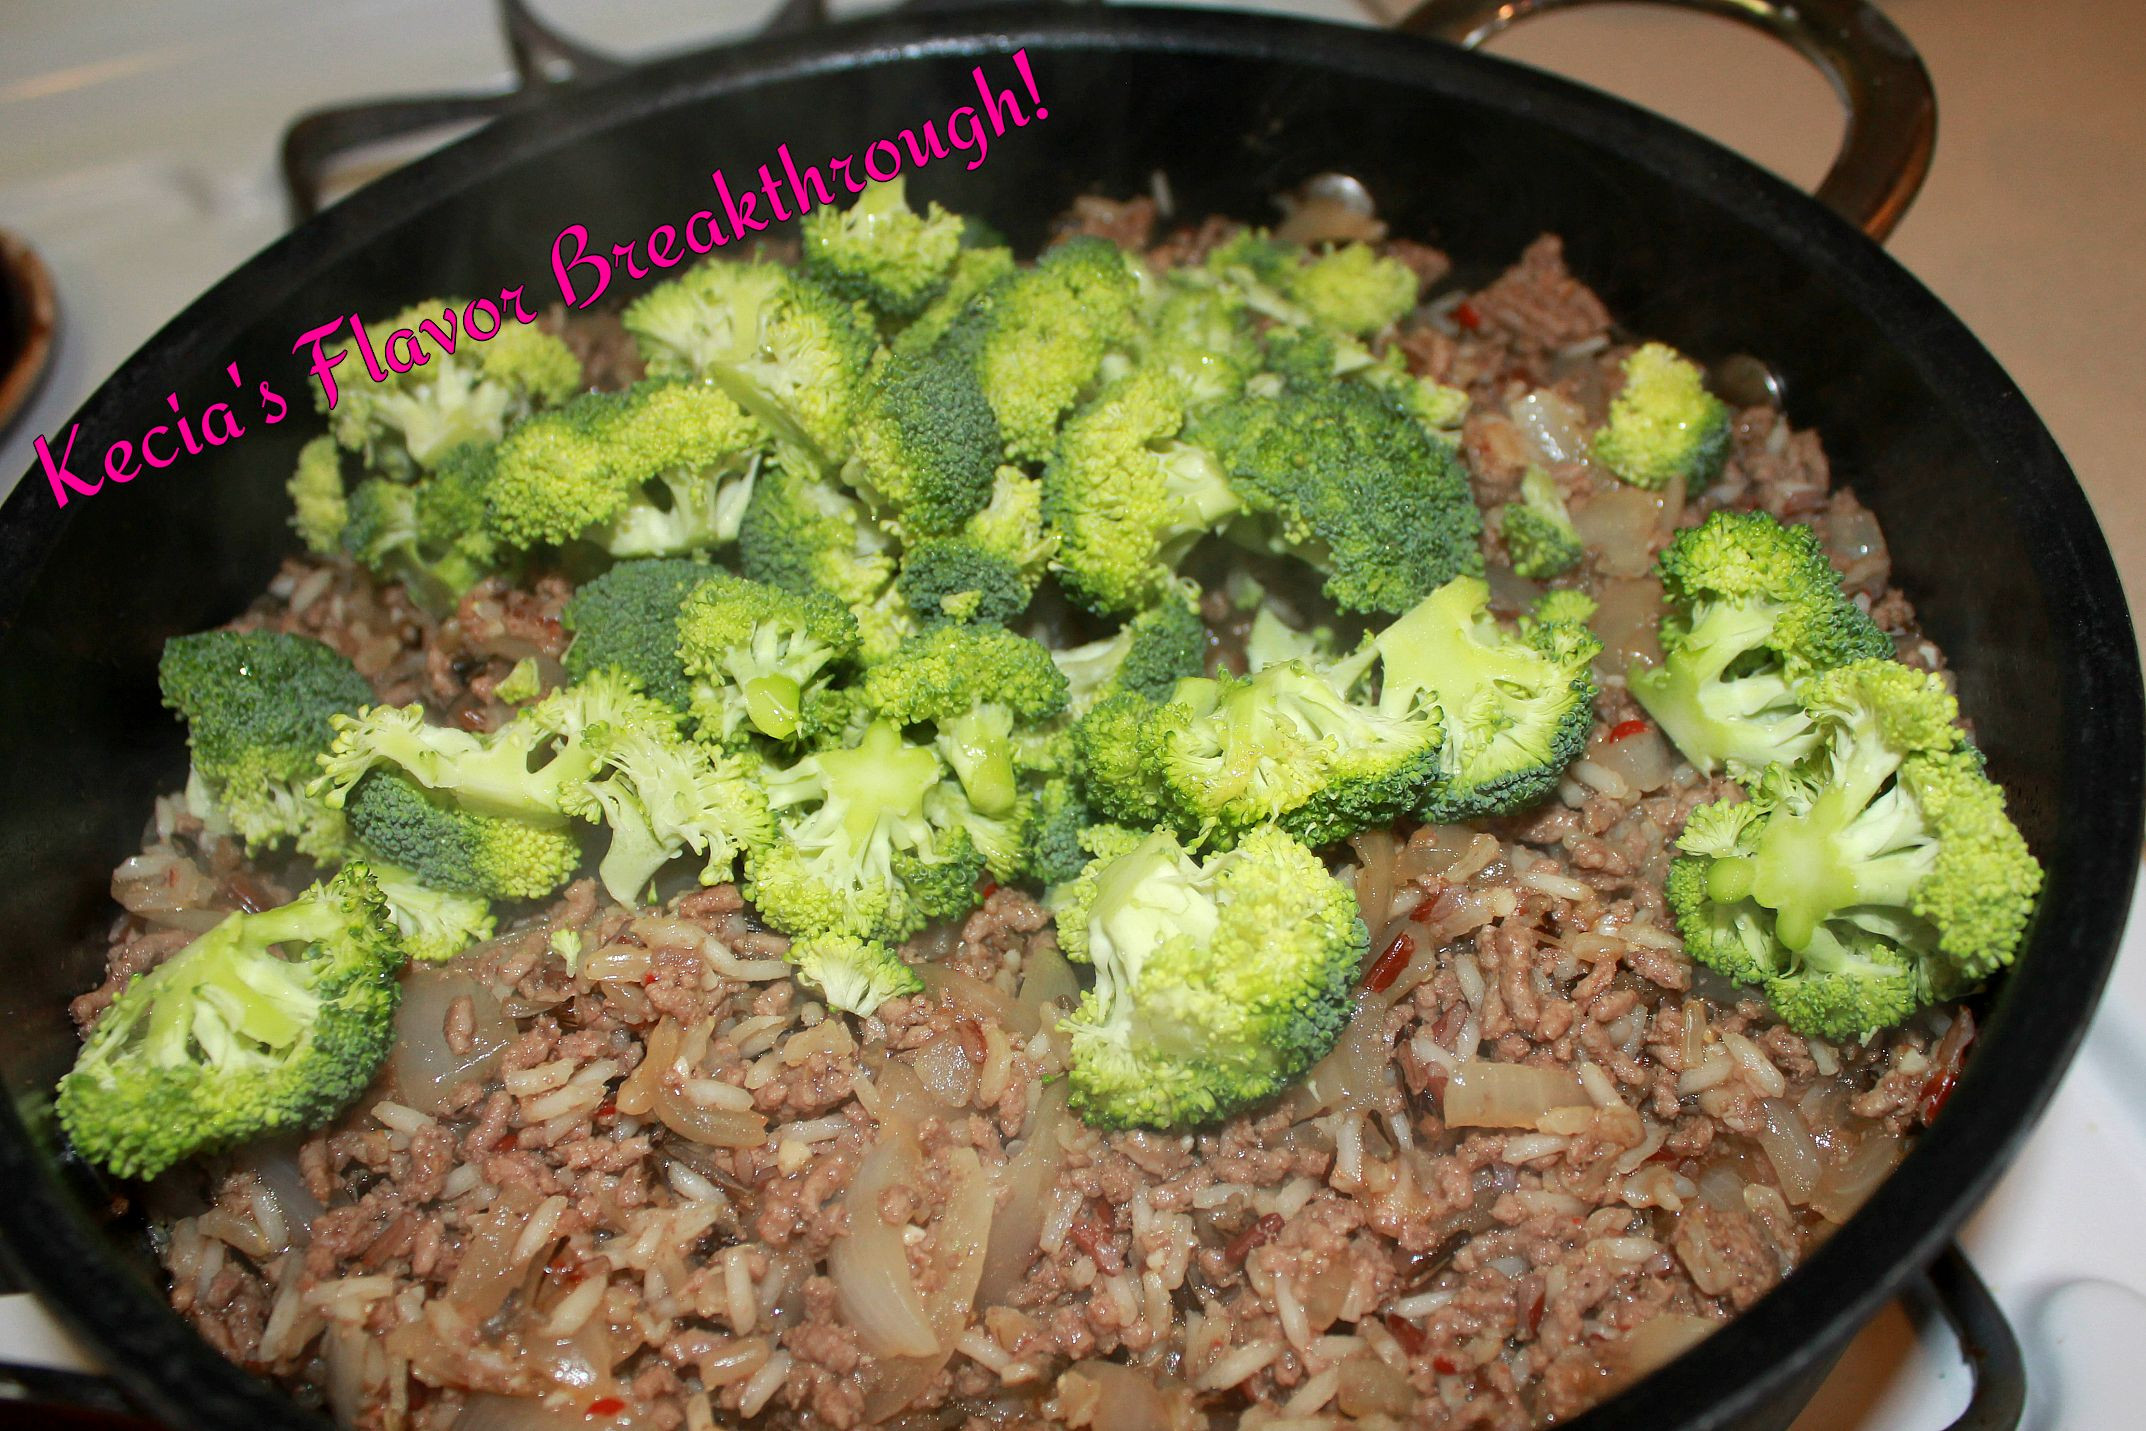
<box><xmin>88</xmin><ymin>217</ymin><xmax>1966</xmax><ymax>1431</ymax></box>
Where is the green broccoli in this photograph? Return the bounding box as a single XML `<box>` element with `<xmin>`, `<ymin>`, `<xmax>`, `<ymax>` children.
<box><xmin>1022</xmin><ymin>775</ymin><xmax>1098</xmax><ymax>888</ymax></box>
<box><xmin>369</xmin><ymin>863</ymin><xmax>496</xmax><ymax>964</ymax></box>
<box><xmin>1667</xmin><ymin>660</ymin><xmax>2043</xmax><ymax>1040</ymax></box>
<box><xmin>1202</xmin><ymin>370</ymin><xmax>1483</xmax><ymax>616</ymax></box>
<box><xmin>674</xmin><ymin>571</ymin><xmax>860</xmax><ymax>745</ymax></box>
<box><xmin>1373</xmin><ymin>575</ymin><xmax>1601</xmax><ymax>821</ymax></box>
<box><xmin>1070</xmin><ymin>689</ymin><xmax>1174</xmax><ymax>829</ymax></box>
<box><xmin>560</xmin><ymin>557</ymin><xmax>712</xmax><ymax>711</ymax></box>
<box><xmin>1630</xmin><ymin>510</ymin><xmax>1893</xmax><ymax>777</ymax></box>
<box><xmin>563</xmin><ymin>722</ymin><xmax>771</xmax><ymax>904</ymax></box>
<box><xmin>897</xmin><ymin>537</ymin><xmax>1029</xmax><ymax>627</ymax></box>
<box><xmin>324</xmin><ymin>305</ymin><xmax>581</xmax><ymax>479</ymax></box>
<box><xmin>1135</xmin><ymin>275</ymin><xmax>1262</xmax><ymax>408</ymax></box>
<box><xmin>890</xmin><ymin>244</ymin><xmax>1017</xmax><ymax>361</ymax></box>
<box><xmin>736</xmin><ymin>463</ymin><xmax>910</xmax><ymax>662</ymax></box>
<box><xmin>342</xmin><ymin>442</ymin><xmax>509</xmax><ymax>609</ymax></box>
<box><xmin>844</xmin><ymin>340</ymin><xmax>1001</xmax><ymax>537</ymax></box>
<box><xmin>1593</xmin><ymin>343</ymin><xmax>1732</xmax><ymax>491</ymax></box>
<box><xmin>1287</xmin><ymin>243</ymin><xmax>1421</xmax><ymax>335</ymax></box>
<box><xmin>483</xmin><ymin>379</ymin><xmax>763</xmax><ymax>557</ymax></box>
<box><xmin>287</xmin><ymin>435</ymin><xmax>349</xmax><ymax>556</ymax></box>
<box><xmin>800</xmin><ymin>176</ymin><xmax>964</xmax><ymax>321</ymax></box>
<box><xmin>1148</xmin><ymin>658</ymin><xmax>1440</xmax><ymax>849</ymax></box>
<box><xmin>744</xmin><ymin>720</ymin><xmax>984</xmax><ymax>945</ymax></box>
<box><xmin>159</xmin><ymin>630</ymin><xmax>375</xmax><ymax>860</ymax></box>
<box><xmin>1244</xmin><ymin>608</ymin><xmax>1344</xmax><ymax>677</ymax></box>
<box><xmin>1051</xmin><ymin>591</ymin><xmax>1210</xmax><ymax>715</ymax></box>
<box><xmin>861</xmin><ymin>624</ymin><xmax>1069</xmax><ymax>819</ymax></box>
<box><xmin>967</xmin><ymin>236</ymin><xmax>1142</xmax><ymax>463</ymax></box>
<box><xmin>787</xmin><ymin>932</ymin><xmax>922</xmax><ymax>1018</ymax></box>
<box><xmin>1501</xmin><ymin>466</ymin><xmax>1584</xmax><ymax>581</ymax></box>
<box><xmin>344</xmin><ymin>770</ymin><xmax>582</xmax><ymax>900</ymax></box>
<box><xmin>1053</xmin><ymin>826</ymin><xmax>1366</xmax><ymax>1130</ymax></box>
<box><xmin>57</xmin><ymin>866</ymin><xmax>405</xmax><ymax>1179</ymax></box>
<box><xmin>622</xmin><ymin>261</ymin><xmax>875</xmax><ymax>472</ymax></box>
<box><xmin>1044</xmin><ymin>367</ymin><xmax>1244</xmax><ymax>616</ymax></box>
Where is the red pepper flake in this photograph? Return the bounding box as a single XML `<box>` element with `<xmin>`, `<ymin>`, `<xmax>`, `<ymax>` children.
<box><xmin>1918</xmin><ymin>1064</ymin><xmax>1960</xmax><ymax>1123</ymax></box>
<box><xmin>1918</xmin><ymin>1011</ymin><xmax>1976</xmax><ymax>1124</ymax></box>
<box><xmin>1382</xmin><ymin>1312</ymin><xmax>1427</xmax><ymax>1357</ymax></box>
<box><xmin>584</xmin><ymin>1396</ymin><xmax>626</xmax><ymax>1420</ymax></box>
<box><xmin>594</xmin><ymin>1098</ymin><xmax>617</xmax><ymax>1122</ymax></box>
<box><xmin>1520</xmin><ymin>1281</ymin><xmax>1546</xmax><ymax>1336</ymax></box>
<box><xmin>1453</xmin><ymin>300</ymin><xmax>1483</xmax><ymax>332</ymax></box>
<box><xmin>1225</xmin><ymin>1212</ymin><xmax>1286</xmax><ymax>1264</ymax></box>
<box><xmin>491</xmin><ymin>1132</ymin><xmax>517</xmax><ymax>1152</ymax></box>
<box><xmin>978</xmin><ymin>877</ymin><xmax>999</xmax><ymax>899</ymax></box>
<box><xmin>1432</xmin><ymin>1354</ymin><xmax>1461</xmax><ymax>1376</ymax></box>
<box><xmin>1607</xmin><ymin>717</ymin><xmax>1651</xmax><ymax>743</ymax></box>
<box><xmin>1365</xmin><ymin>930</ymin><xmax>1416</xmax><ymax>992</ymax></box>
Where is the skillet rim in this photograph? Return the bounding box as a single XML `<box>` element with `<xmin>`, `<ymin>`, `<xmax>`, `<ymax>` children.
<box><xmin>0</xmin><ymin>7</ymin><xmax>2135</xmax><ymax>1429</ymax></box>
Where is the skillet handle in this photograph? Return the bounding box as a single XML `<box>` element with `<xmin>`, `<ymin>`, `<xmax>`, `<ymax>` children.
<box><xmin>1388</xmin><ymin>0</ymin><xmax>1935</xmax><ymax>241</ymax></box>
<box><xmin>1922</xmin><ymin>1243</ymin><xmax>2026</xmax><ymax>1431</ymax></box>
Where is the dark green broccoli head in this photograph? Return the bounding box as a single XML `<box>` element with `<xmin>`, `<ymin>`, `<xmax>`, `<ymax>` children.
<box><xmin>57</xmin><ymin>865</ymin><xmax>406</xmax><ymax>1179</ymax></box>
<box><xmin>159</xmin><ymin>630</ymin><xmax>374</xmax><ymax>855</ymax></box>
<box><xmin>861</xmin><ymin>625</ymin><xmax>1069</xmax><ymax>729</ymax></box>
<box><xmin>345</xmin><ymin>769</ymin><xmax>582</xmax><ymax>900</ymax></box>
<box><xmin>1201</xmin><ymin>375</ymin><xmax>1483</xmax><ymax>615</ymax></box>
<box><xmin>968</xmin><ymin>236</ymin><xmax>1142</xmax><ymax>463</ymax></box>
<box><xmin>846</xmin><ymin>340</ymin><xmax>1002</xmax><ymax>538</ymax></box>
<box><xmin>896</xmin><ymin>537</ymin><xmax>1030</xmax><ymax>627</ymax></box>
<box><xmin>800</xmin><ymin>176</ymin><xmax>964</xmax><ymax>320</ymax></box>
<box><xmin>560</xmin><ymin>557</ymin><xmax>713</xmax><ymax>710</ymax></box>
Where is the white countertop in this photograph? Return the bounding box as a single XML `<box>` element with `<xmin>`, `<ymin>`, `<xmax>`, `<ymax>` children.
<box><xmin>3</xmin><ymin>3</ymin><xmax>2141</xmax><ymax>1427</ymax></box>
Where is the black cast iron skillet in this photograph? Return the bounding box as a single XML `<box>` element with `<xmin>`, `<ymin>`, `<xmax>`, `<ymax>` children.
<box><xmin>0</xmin><ymin>2</ymin><xmax>2135</xmax><ymax>1428</ymax></box>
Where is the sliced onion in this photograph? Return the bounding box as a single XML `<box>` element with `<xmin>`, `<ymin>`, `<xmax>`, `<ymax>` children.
<box><xmin>1754</xmin><ymin>1099</ymin><xmax>1824</xmax><ymax>1205</ymax></box>
<box><xmin>233</xmin><ymin>1137</ymin><xmax>323</xmax><ymax>1250</ymax></box>
<box><xmin>111</xmin><ymin>849</ymin><xmax>225</xmax><ymax>930</ymax></box>
<box><xmin>1305</xmin><ymin>995</ymin><xmax>1394</xmax><ymax>1113</ymax></box>
<box><xmin>1591</xmin><ymin>576</ymin><xmax>1667</xmax><ymax>679</ymax></box>
<box><xmin>1016</xmin><ymin>943</ymin><xmax>1080</xmax><ymax>1032</ymax></box>
<box><xmin>1442</xmin><ymin>1062</ymin><xmax>1590</xmax><ymax>1128</ymax></box>
<box><xmin>654</xmin><ymin>1081</ymin><xmax>768</xmax><ymax>1149</ymax></box>
<box><xmin>977</xmin><ymin>1084</ymin><xmax>1069</xmax><ymax>1307</ymax></box>
<box><xmin>1606</xmin><ymin>1314</ymin><xmax>1716</xmax><ymax>1393</ymax></box>
<box><xmin>1508</xmin><ymin>390</ymin><xmax>1589</xmax><ymax>465</ymax></box>
<box><xmin>1337</xmin><ymin>1353</ymin><xmax>1416</xmax><ymax>1418</ymax></box>
<box><xmin>918</xmin><ymin>963</ymin><xmax>1022</xmax><ymax>1029</ymax></box>
<box><xmin>1809</xmin><ymin>1132</ymin><xmax>1905</xmax><ymax>1225</ymax></box>
<box><xmin>1573</xmin><ymin>486</ymin><xmax>1668</xmax><ymax>579</ymax></box>
<box><xmin>444</xmin><ymin>1187</ymin><xmax>544</xmax><ymax>1321</ymax></box>
<box><xmin>390</xmin><ymin>968</ymin><xmax>514</xmax><ymax>1116</ymax></box>
<box><xmin>1589</xmin><ymin>724</ymin><xmax>1675</xmax><ymax>794</ymax></box>
<box><xmin>614</xmin><ymin>1018</ymin><xmax>678</xmax><ymax>1119</ymax></box>
<box><xmin>1064</xmin><ymin>1361</ymin><xmax>1178</xmax><ymax>1431</ymax></box>
<box><xmin>909</xmin><ymin>1032</ymin><xmax>977</xmax><ymax>1108</ymax></box>
<box><xmin>864</xmin><ymin>1046</ymin><xmax>955</xmax><ymax>1128</ymax></box>
<box><xmin>1347</xmin><ymin>830</ymin><xmax>1397</xmax><ymax>931</ymax></box>
<box><xmin>863</xmin><ymin>1147</ymin><xmax>995</xmax><ymax>1419</ymax></box>
<box><xmin>831</xmin><ymin>1133</ymin><xmax>938</xmax><ymax>1358</ymax></box>
<box><xmin>1821</xmin><ymin>498</ymin><xmax>1890</xmax><ymax>594</ymax></box>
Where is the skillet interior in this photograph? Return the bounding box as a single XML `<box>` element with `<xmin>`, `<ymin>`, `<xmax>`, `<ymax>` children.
<box><xmin>0</xmin><ymin>8</ymin><xmax>2135</xmax><ymax>1429</ymax></box>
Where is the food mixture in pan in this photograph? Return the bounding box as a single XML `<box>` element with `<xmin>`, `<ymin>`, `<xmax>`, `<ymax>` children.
<box><xmin>61</xmin><ymin>179</ymin><xmax>2042</xmax><ymax>1431</ymax></box>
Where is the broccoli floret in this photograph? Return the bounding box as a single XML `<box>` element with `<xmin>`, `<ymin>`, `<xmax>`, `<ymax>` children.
<box><xmin>737</xmin><ymin>463</ymin><xmax>908</xmax><ymax>659</ymax></box>
<box><xmin>564</xmin><ymin>722</ymin><xmax>772</xmax><ymax>904</ymax></box>
<box><xmin>1287</xmin><ymin>243</ymin><xmax>1421</xmax><ymax>335</ymax></box>
<box><xmin>1244</xmin><ymin>608</ymin><xmax>1342</xmax><ymax>676</ymax></box>
<box><xmin>1202</xmin><ymin>372</ymin><xmax>1483</xmax><ymax>615</ymax></box>
<box><xmin>288</xmin><ymin>435</ymin><xmax>349</xmax><ymax>556</ymax></box>
<box><xmin>1051</xmin><ymin>591</ymin><xmax>1210</xmax><ymax>715</ymax></box>
<box><xmin>891</xmin><ymin>244</ymin><xmax>1017</xmax><ymax>361</ymax></box>
<box><xmin>344</xmin><ymin>770</ymin><xmax>582</xmax><ymax>900</ymax></box>
<box><xmin>1044</xmin><ymin>368</ymin><xmax>1244</xmax><ymax>616</ymax></box>
<box><xmin>1150</xmin><ymin>660</ymin><xmax>1439</xmax><ymax>849</ymax></box>
<box><xmin>1527</xmin><ymin>587</ymin><xmax>1599</xmax><ymax>632</ymax></box>
<box><xmin>159</xmin><ymin>631</ymin><xmax>374</xmax><ymax>860</ymax></box>
<box><xmin>325</xmin><ymin>306</ymin><xmax>581</xmax><ymax>479</ymax></box>
<box><xmin>1593</xmin><ymin>343</ymin><xmax>1731</xmax><ymax>491</ymax></box>
<box><xmin>1374</xmin><ymin>575</ymin><xmax>1601</xmax><ymax>821</ymax></box>
<box><xmin>845</xmin><ymin>341</ymin><xmax>1001</xmax><ymax>538</ymax></box>
<box><xmin>1022</xmin><ymin>775</ymin><xmax>1098</xmax><ymax>888</ymax></box>
<box><xmin>800</xmin><ymin>176</ymin><xmax>964</xmax><ymax>321</ymax></box>
<box><xmin>1070</xmin><ymin>690</ymin><xmax>1173</xmax><ymax>829</ymax></box>
<box><xmin>622</xmin><ymin>261</ymin><xmax>874</xmax><ymax>472</ymax></box>
<box><xmin>368</xmin><ymin>863</ymin><xmax>496</xmax><ymax>964</ymax></box>
<box><xmin>861</xmin><ymin>625</ymin><xmax>1069</xmax><ymax>818</ymax></box>
<box><xmin>1667</xmin><ymin>660</ymin><xmax>2042</xmax><ymax>1039</ymax></box>
<box><xmin>744</xmin><ymin>720</ymin><xmax>983</xmax><ymax>944</ymax></box>
<box><xmin>897</xmin><ymin>537</ymin><xmax>1029</xmax><ymax>627</ymax></box>
<box><xmin>1629</xmin><ymin>510</ymin><xmax>1892</xmax><ymax>777</ymax></box>
<box><xmin>484</xmin><ymin>379</ymin><xmax>762</xmax><ymax>557</ymax></box>
<box><xmin>674</xmin><ymin>572</ymin><xmax>860</xmax><ymax>744</ymax></box>
<box><xmin>57</xmin><ymin>866</ymin><xmax>405</xmax><ymax>1179</ymax></box>
<box><xmin>968</xmin><ymin>236</ymin><xmax>1142</xmax><ymax>463</ymax></box>
<box><xmin>1053</xmin><ymin>826</ymin><xmax>1366</xmax><ymax>1130</ymax></box>
<box><xmin>1501</xmin><ymin>466</ymin><xmax>1584</xmax><ymax>581</ymax></box>
<box><xmin>1135</xmin><ymin>275</ymin><xmax>1262</xmax><ymax>407</ymax></box>
<box><xmin>787</xmin><ymin>932</ymin><xmax>922</xmax><ymax>1017</ymax></box>
<box><xmin>343</xmin><ymin>443</ymin><xmax>509</xmax><ymax>609</ymax></box>
<box><xmin>560</xmin><ymin>557</ymin><xmax>712</xmax><ymax>711</ymax></box>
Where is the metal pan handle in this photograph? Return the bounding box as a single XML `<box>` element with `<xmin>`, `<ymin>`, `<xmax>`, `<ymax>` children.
<box><xmin>1388</xmin><ymin>0</ymin><xmax>1935</xmax><ymax>241</ymax></box>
